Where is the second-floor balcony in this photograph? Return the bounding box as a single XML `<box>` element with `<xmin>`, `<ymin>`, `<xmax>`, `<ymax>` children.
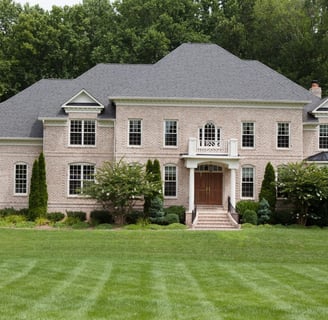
<box><xmin>187</xmin><ymin>138</ymin><xmax>239</xmax><ymax>158</ymax></box>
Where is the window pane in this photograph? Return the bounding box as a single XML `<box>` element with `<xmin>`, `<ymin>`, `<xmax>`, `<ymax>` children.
<box><xmin>129</xmin><ymin>120</ymin><xmax>141</xmax><ymax>146</ymax></box>
<box><xmin>83</xmin><ymin>121</ymin><xmax>95</xmax><ymax>145</ymax></box>
<box><xmin>164</xmin><ymin>166</ymin><xmax>177</xmax><ymax>197</ymax></box>
<box><xmin>69</xmin><ymin>165</ymin><xmax>81</xmax><ymax>195</ymax></box>
<box><xmin>242</xmin><ymin>122</ymin><xmax>254</xmax><ymax>147</ymax></box>
<box><xmin>319</xmin><ymin>125</ymin><xmax>328</xmax><ymax>149</ymax></box>
<box><xmin>165</xmin><ymin>120</ymin><xmax>177</xmax><ymax>146</ymax></box>
<box><xmin>242</xmin><ymin>167</ymin><xmax>254</xmax><ymax>198</ymax></box>
<box><xmin>15</xmin><ymin>164</ymin><xmax>27</xmax><ymax>194</ymax></box>
<box><xmin>69</xmin><ymin>164</ymin><xmax>95</xmax><ymax>195</ymax></box>
<box><xmin>277</xmin><ymin>123</ymin><xmax>289</xmax><ymax>148</ymax></box>
<box><xmin>70</xmin><ymin>120</ymin><xmax>95</xmax><ymax>146</ymax></box>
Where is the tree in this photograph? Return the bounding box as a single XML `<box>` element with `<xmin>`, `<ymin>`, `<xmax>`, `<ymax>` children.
<box><xmin>259</xmin><ymin>162</ymin><xmax>276</xmax><ymax>211</ymax></box>
<box><xmin>257</xmin><ymin>198</ymin><xmax>271</xmax><ymax>224</ymax></box>
<box><xmin>85</xmin><ymin>159</ymin><xmax>161</xmax><ymax>221</ymax></box>
<box><xmin>143</xmin><ymin>159</ymin><xmax>163</xmax><ymax>217</ymax></box>
<box><xmin>28</xmin><ymin>153</ymin><xmax>48</xmax><ymax>219</ymax></box>
<box><xmin>277</xmin><ymin>162</ymin><xmax>328</xmax><ymax>225</ymax></box>
<box><xmin>38</xmin><ymin>152</ymin><xmax>48</xmax><ymax>216</ymax></box>
<box><xmin>28</xmin><ymin>158</ymin><xmax>40</xmax><ymax>220</ymax></box>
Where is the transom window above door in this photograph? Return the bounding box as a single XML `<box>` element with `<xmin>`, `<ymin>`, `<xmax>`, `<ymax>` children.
<box><xmin>198</xmin><ymin>122</ymin><xmax>221</xmax><ymax>147</ymax></box>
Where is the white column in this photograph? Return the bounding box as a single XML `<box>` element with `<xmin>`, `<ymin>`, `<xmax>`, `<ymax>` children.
<box><xmin>230</xmin><ymin>168</ymin><xmax>236</xmax><ymax>207</ymax></box>
<box><xmin>189</xmin><ymin>167</ymin><xmax>195</xmax><ymax>213</ymax></box>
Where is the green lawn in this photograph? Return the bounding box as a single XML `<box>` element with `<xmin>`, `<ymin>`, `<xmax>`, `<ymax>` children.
<box><xmin>0</xmin><ymin>227</ymin><xmax>327</xmax><ymax>320</ymax></box>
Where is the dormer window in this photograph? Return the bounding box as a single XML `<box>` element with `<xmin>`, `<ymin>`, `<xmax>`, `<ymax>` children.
<box><xmin>70</xmin><ymin>120</ymin><xmax>95</xmax><ymax>146</ymax></box>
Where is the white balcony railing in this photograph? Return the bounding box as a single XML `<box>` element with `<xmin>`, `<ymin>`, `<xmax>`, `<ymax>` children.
<box><xmin>188</xmin><ymin>138</ymin><xmax>238</xmax><ymax>157</ymax></box>
<box><xmin>197</xmin><ymin>140</ymin><xmax>228</xmax><ymax>154</ymax></box>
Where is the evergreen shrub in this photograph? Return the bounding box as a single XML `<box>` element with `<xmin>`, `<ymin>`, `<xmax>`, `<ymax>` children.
<box><xmin>164</xmin><ymin>205</ymin><xmax>185</xmax><ymax>223</ymax></box>
<box><xmin>46</xmin><ymin>212</ymin><xmax>65</xmax><ymax>222</ymax></box>
<box><xmin>242</xmin><ymin>209</ymin><xmax>258</xmax><ymax>225</ymax></box>
<box><xmin>90</xmin><ymin>210</ymin><xmax>113</xmax><ymax>224</ymax></box>
<box><xmin>66</xmin><ymin>211</ymin><xmax>86</xmax><ymax>221</ymax></box>
<box><xmin>236</xmin><ymin>200</ymin><xmax>259</xmax><ymax>216</ymax></box>
<box><xmin>164</xmin><ymin>213</ymin><xmax>179</xmax><ymax>225</ymax></box>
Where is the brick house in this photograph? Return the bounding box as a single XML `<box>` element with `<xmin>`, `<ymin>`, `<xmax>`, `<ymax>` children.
<box><xmin>0</xmin><ymin>43</ymin><xmax>325</xmax><ymax>227</ymax></box>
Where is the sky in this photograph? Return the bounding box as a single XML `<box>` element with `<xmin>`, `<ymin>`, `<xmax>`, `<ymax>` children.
<box><xmin>15</xmin><ymin>0</ymin><xmax>82</xmax><ymax>11</ymax></box>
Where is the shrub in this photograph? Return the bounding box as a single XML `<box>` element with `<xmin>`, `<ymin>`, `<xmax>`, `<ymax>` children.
<box><xmin>125</xmin><ymin>211</ymin><xmax>141</xmax><ymax>224</ymax></box>
<box><xmin>94</xmin><ymin>224</ymin><xmax>113</xmax><ymax>230</ymax></box>
<box><xmin>164</xmin><ymin>206</ymin><xmax>185</xmax><ymax>223</ymax></box>
<box><xmin>46</xmin><ymin>212</ymin><xmax>65</xmax><ymax>222</ymax></box>
<box><xmin>66</xmin><ymin>211</ymin><xmax>86</xmax><ymax>221</ymax></box>
<box><xmin>242</xmin><ymin>209</ymin><xmax>258</xmax><ymax>225</ymax></box>
<box><xmin>149</xmin><ymin>196</ymin><xmax>165</xmax><ymax>224</ymax></box>
<box><xmin>164</xmin><ymin>213</ymin><xmax>179</xmax><ymax>225</ymax></box>
<box><xmin>165</xmin><ymin>223</ymin><xmax>187</xmax><ymax>230</ymax></box>
<box><xmin>0</xmin><ymin>207</ymin><xmax>19</xmax><ymax>217</ymax></box>
<box><xmin>236</xmin><ymin>200</ymin><xmax>259</xmax><ymax>216</ymax></box>
<box><xmin>257</xmin><ymin>198</ymin><xmax>271</xmax><ymax>224</ymax></box>
<box><xmin>4</xmin><ymin>215</ymin><xmax>26</xmax><ymax>225</ymax></box>
<box><xmin>35</xmin><ymin>217</ymin><xmax>50</xmax><ymax>226</ymax></box>
<box><xmin>71</xmin><ymin>221</ymin><xmax>90</xmax><ymax>229</ymax></box>
<box><xmin>90</xmin><ymin>210</ymin><xmax>113</xmax><ymax>225</ymax></box>
<box><xmin>64</xmin><ymin>216</ymin><xmax>81</xmax><ymax>226</ymax></box>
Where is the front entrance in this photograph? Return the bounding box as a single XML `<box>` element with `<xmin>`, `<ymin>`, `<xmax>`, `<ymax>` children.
<box><xmin>195</xmin><ymin>165</ymin><xmax>223</xmax><ymax>205</ymax></box>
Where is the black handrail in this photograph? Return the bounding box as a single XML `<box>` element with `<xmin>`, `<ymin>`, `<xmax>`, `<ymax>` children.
<box><xmin>228</xmin><ymin>196</ymin><xmax>239</xmax><ymax>224</ymax></box>
<box><xmin>192</xmin><ymin>206</ymin><xmax>197</xmax><ymax>223</ymax></box>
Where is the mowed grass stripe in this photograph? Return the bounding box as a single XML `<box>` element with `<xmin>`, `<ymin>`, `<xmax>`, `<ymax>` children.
<box><xmin>226</xmin><ymin>264</ymin><xmax>311</xmax><ymax>320</ymax></box>
<box><xmin>0</xmin><ymin>259</ymin><xmax>36</xmax><ymax>289</ymax></box>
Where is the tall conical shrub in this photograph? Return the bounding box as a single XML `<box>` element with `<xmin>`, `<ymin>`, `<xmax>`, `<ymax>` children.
<box><xmin>259</xmin><ymin>162</ymin><xmax>276</xmax><ymax>210</ymax></box>
<box><xmin>38</xmin><ymin>152</ymin><xmax>48</xmax><ymax>216</ymax></box>
<box><xmin>28</xmin><ymin>158</ymin><xmax>41</xmax><ymax>220</ymax></box>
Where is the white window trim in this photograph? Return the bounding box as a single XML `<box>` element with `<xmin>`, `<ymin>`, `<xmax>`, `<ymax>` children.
<box><xmin>163</xmin><ymin>164</ymin><xmax>178</xmax><ymax>199</ymax></box>
<box><xmin>318</xmin><ymin>124</ymin><xmax>328</xmax><ymax>150</ymax></box>
<box><xmin>68</xmin><ymin>119</ymin><xmax>97</xmax><ymax>147</ymax></box>
<box><xmin>68</xmin><ymin>163</ymin><xmax>95</xmax><ymax>197</ymax></box>
<box><xmin>163</xmin><ymin>120</ymin><xmax>178</xmax><ymax>148</ymax></box>
<box><xmin>128</xmin><ymin>119</ymin><xmax>142</xmax><ymax>147</ymax></box>
<box><xmin>240</xmin><ymin>165</ymin><xmax>255</xmax><ymax>200</ymax></box>
<box><xmin>14</xmin><ymin>162</ymin><xmax>28</xmax><ymax>196</ymax></box>
<box><xmin>276</xmin><ymin>122</ymin><xmax>290</xmax><ymax>149</ymax></box>
<box><xmin>198</xmin><ymin>121</ymin><xmax>221</xmax><ymax>147</ymax></box>
<box><xmin>241</xmin><ymin>121</ymin><xmax>255</xmax><ymax>149</ymax></box>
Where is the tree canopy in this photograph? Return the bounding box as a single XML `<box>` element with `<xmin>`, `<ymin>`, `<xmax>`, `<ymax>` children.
<box><xmin>1</xmin><ymin>0</ymin><xmax>327</xmax><ymax>101</ymax></box>
<box><xmin>0</xmin><ymin>0</ymin><xmax>328</xmax><ymax>101</ymax></box>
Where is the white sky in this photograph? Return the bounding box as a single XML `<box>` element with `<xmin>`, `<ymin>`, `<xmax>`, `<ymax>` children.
<box><xmin>14</xmin><ymin>0</ymin><xmax>82</xmax><ymax>11</ymax></box>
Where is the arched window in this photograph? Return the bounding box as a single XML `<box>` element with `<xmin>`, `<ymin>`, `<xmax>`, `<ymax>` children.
<box><xmin>199</xmin><ymin>122</ymin><xmax>221</xmax><ymax>147</ymax></box>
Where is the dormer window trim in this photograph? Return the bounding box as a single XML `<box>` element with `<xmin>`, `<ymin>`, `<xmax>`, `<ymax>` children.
<box><xmin>62</xmin><ymin>89</ymin><xmax>104</xmax><ymax>114</ymax></box>
<box><xmin>311</xmin><ymin>98</ymin><xmax>328</xmax><ymax>118</ymax></box>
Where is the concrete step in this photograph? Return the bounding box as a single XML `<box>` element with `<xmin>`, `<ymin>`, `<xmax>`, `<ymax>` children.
<box><xmin>192</xmin><ymin>206</ymin><xmax>240</xmax><ymax>230</ymax></box>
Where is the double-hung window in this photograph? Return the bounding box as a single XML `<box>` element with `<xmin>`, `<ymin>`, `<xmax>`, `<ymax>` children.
<box><xmin>164</xmin><ymin>120</ymin><xmax>177</xmax><ymax>147</ymax></box>
<box><xmin>70</xmin><ymin>120</ymin><xmax>95</xmax><ymax>146</ymax></box>
<box><xmin>242</xmin><ymin>122</ymin><xmax>254</xmax><ymax>148</ymax></box>
<box><xmin>319</xmin><ymin>124</ymin><xmax>328</xmax><ymax>149</ymax></box>
<box><xmin>15</xmin><ymin>163</ymin><xmax>28</xmax><ymax>195</ymax></box>
<box><xmin>277</xmin><ymin>123</ymin><xmax>290</xmax><ymax>148</ymax></box>
<box><xmin>129</xmin><ymin>119</ymin><xmax>142</xmax><ymax>146</ymax></box>
<box><xmin>69</xmin><ymin>164</ymin><xmax>95</xmax><ymax>195</ymax></box>
<box><xmin>164</xmin><ymin>165</ymin><xmax>177</xmax><ymax>197</ymax></box>
<box><xmin>241</xmin><ymin>166</ymin><xmax>254</xmax><ymax>198</ymax></box>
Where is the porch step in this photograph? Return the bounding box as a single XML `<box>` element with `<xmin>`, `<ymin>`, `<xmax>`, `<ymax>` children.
<box><xmin>192</xmin><ymin>206</ymin><xmax>240</xmax><ymax>230</ymax></box>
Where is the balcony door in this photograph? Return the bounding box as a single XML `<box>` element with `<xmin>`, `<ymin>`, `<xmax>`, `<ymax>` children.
<box><xmin>195</xmin><ymin>165</ymin><xmax>223</xmax><ymax>205</ymax></box>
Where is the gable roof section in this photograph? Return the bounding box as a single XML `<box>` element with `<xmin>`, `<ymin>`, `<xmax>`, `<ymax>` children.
<box><xmin>0</xmin><ymin>43</ymin><xmax>321</xmax><ymax>138</ymax></box>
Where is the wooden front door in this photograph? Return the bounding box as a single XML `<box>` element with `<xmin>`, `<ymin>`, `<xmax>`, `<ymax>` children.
<box><xmin>195</xmin><ymin>172</ymin><xmax>223</xmax><ymax>205</ymax></box>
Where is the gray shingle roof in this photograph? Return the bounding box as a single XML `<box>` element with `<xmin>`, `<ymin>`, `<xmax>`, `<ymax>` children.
<box><xmin>306</xmin><ymin>151</ymin><xmax>328</xmax><ymax>162</ymax></box>
<box><xmin>0</xmin><ymin>43</ymin><xmax>321</xmax><ymax>138</ymax></box>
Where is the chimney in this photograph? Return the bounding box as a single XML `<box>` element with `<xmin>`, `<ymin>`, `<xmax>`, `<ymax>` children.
<box><xmin>310</xmin><ymin>80</ymin><xmax>322</xmax><ymax>98</ymax></box>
